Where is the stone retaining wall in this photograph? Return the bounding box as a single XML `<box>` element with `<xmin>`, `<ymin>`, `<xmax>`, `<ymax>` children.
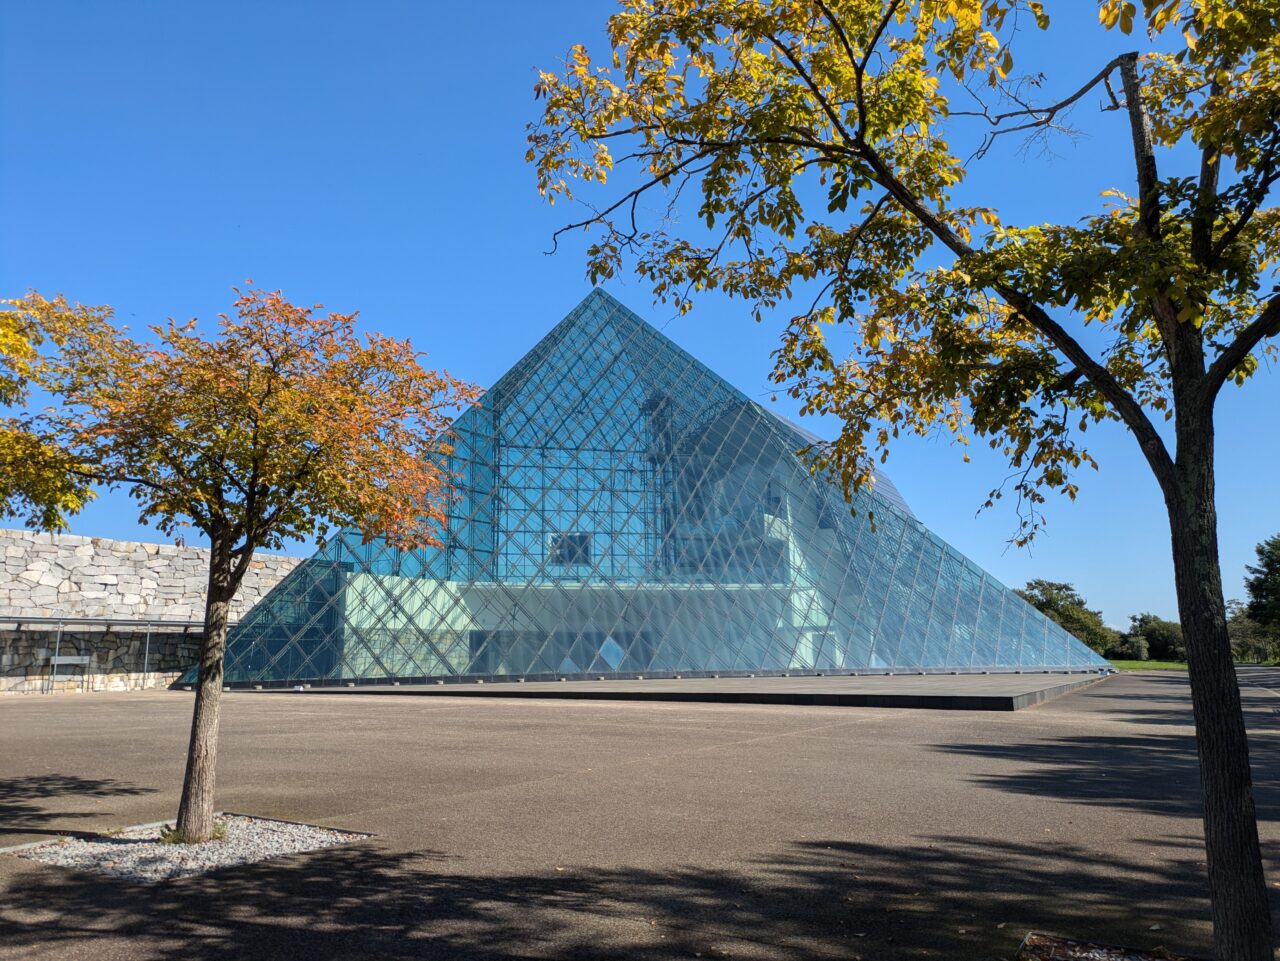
<box><xmin>1</xmin><ymin>529</ymin><xmax>303</xmax><ymax>694</ymax></box>
<box><xmin>1</xmin><ymin>528</ymin><xmax>301</xmax><ymax>621</ymax></box>
<box><xmin>1</xmin><ymin>626</ymin><xmax>200</xmax><ymax>694</ymax></box>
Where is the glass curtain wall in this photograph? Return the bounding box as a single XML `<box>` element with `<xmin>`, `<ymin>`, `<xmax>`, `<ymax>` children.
<box><xmin>218</xmin><ymin>290</ymin><xmax>1109</xmax><ymax>684</ymax></box>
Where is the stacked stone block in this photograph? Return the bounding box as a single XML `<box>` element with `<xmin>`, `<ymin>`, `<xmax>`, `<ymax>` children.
<box><xmin>1</xmin><ymin>529</ymin><xmax>301</xmax><ymax>694</ymax></box>
<box><xmin>1</xmin><ymin>529</ymin><xmax>298</xmax><ymax>621</ymax></box>
<box><xmin>1</xmin><ymin>627</ymin><xmax>201</xmax><ymax>693</ymax></box>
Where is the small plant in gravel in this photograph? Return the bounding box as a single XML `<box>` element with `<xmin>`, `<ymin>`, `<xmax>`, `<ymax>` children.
<box><xmin>159</xmin><ymin>821</ymin><xmax>226</xmax><ymax>845</ymax></box>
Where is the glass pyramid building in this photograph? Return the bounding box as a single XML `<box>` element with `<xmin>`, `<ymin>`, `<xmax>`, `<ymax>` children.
<box><xmin>220</xmin><ymin>289</ymin><xmax>1108</xmax><ymax>685</ymax></box>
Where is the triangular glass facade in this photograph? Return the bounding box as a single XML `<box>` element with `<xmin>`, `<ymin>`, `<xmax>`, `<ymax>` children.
<box><xmin>220</xmin><ymin>290</ymin><xmax>1108</xmax><ymax>684</ymax></box>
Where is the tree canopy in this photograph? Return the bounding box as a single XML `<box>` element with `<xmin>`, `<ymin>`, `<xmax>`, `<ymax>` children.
<box><xmin>1015</xmin><ymin>579</ymin><xmax>1120</xmax><ymax>654</ymax></box>
<box><xmin>8</xmin><ymin>287</ymin><xmax>480</xmax><ymax>556</ymax></box>
<box><xmin>528</xmin><ymin>0</ymin><xmax>1279</xmax><ymax>541</ymax></box>
<box><xmin>1127</xmin><ymin>610</ymin><xmax>1185</xmax><ymax>659</ymax></box>
<box><xmin>1244</xmin><ymin>533</ymin><xmax>1280</xmax><ymax>632</ymax></box>
<box><xmin>529</xmin><ymin>4</ymin><xmax>1280</xmax><ymax>954</ymax></box>
<box><xmin>1227</xmin><ymin>598</ymin><xmax>1277</xmax><ymax>664</ymax></box>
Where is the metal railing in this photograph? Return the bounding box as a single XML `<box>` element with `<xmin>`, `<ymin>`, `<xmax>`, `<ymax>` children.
<box><xmin>0</xmin><ymin>614</ymin><xmax>221</xmax><ymax>694</ymax></box>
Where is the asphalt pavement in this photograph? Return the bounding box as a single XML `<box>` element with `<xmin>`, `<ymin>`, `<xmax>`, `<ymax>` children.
<box><xmin>2</xmin><ymin>668</ymin><xmax>1278</xmax><ymax>960</ymax></box>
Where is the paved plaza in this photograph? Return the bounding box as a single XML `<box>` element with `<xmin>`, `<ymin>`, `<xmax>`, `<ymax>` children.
<box><xmin>2</xmin><ymin>670</ymin><xmax>1279</xmax><ymax>959</ymax></box>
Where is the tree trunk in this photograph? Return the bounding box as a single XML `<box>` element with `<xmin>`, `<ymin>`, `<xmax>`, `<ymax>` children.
<box><xmin>174</xmin><ymin>533</ymin><xmax>239</xmax><ymax>843</ymax></box>
<box><xmin>1166</xmin><ymin>427</ymin><xmax>1273</xmax><ymax>960</ymax></box>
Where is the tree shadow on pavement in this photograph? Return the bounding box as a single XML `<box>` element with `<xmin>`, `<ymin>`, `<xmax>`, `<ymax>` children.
<box><xmin>938</xmin><ymin>688</ymin><xmax>1280</xmax><ymax>820</ymax></box>
<box><xmin>1066</xmin><ymin>669</ymin><xmax>1280</xmax><ymax>730</ymax></box>
<box><xmin>4</xmin><ymin>829</ymin><xmax>1270</xmax><ymax>960</ymax></box>
<box><xmin>0</xmin><ymin>775</ymin><xmax>156</xmax><ymax>840</ymax></box>
<box><xmin>938</xmin><ymin>733</ymin><xmax>1262</xmax><ymax>819</ymax></box>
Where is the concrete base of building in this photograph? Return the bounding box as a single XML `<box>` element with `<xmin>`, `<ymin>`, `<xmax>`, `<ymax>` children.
<box><xmin>275</xmin><ymin>670</ymin><xmax>1111</xmax><ymax>711</ymax></box>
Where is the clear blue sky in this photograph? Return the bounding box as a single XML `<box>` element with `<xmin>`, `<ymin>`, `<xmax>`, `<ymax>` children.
<box><xmin>2</xmin><ymin>1</ymin><xmax>1276</xmax><ymax>627</ymax></box>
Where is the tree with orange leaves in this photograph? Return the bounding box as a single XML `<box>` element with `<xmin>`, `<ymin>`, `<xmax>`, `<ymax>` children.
<box><xmin>7</xmin><ymin>287</ymin><xmax>479</xmax><ymax>842</ymax></box>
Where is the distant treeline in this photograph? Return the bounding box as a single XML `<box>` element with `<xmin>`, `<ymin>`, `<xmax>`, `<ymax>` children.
<box><xmin>1017</xmin><ymin>533</ymin><xmax>1280</xmax><ymax>664</ymax></box>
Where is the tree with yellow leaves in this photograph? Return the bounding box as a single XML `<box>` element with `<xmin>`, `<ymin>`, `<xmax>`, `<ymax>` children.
<box><xmin>4</xmin><ymin>288</ymin><xmax>479</xmax><ymax>844</ymax></box>
<box><xmin>0</xmin><ymin>299</ymin><xmax>96</xmax><ymax>529</ymax></box>
<box><xmin>528</xmin><ymin>1</ymin><xmax>1279</xmax><ymax>956</ymax></box>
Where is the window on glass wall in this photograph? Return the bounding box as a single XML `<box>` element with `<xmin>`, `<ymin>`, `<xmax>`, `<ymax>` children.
<box><xmin>548</xmin><ymin>532</ymin><xmax>592</xmax><ymax>566</ymax></box>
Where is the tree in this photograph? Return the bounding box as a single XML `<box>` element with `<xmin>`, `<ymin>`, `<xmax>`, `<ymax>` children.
<box><xmin>1128</xmin><ymin>611</ymin><xmax>1186</xmax><ymax>660</ymax></box>
<box><xmin>1015</xmin><ymin>580</ymin><xmax>1120</xmax><ymax>655</ymax></box>
<box><xmin>0</xmin><ymin>297</ymin><xmax>95</xmax><ymax>529</ymax></box>
<box><xmin>527</xmin><ymin>2</ymin><xmax>1278</xmax><ymax>956</ymax></box>
<box><xmin>1244</xmin><ymin>533</ymin><xmax>1280</xmax><ymax>632</ymax></box>
<box><xmin>10</xmin><ymin>288</ymin><xmax>479</xmax><ymax>843</ymax></box>
<box><xmin>1110</xmin><ymin>633</ymin><xmax>1150</xmax><ymax>661</ymax></box>
<box><xmin>1227</xmin><ymin>599</ymin><xmax>1278</xmax><ymax>665</ymax></box>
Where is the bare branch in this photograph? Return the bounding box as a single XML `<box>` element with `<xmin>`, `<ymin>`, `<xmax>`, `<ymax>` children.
<box><xmin>804</xmin><ymin>193</ymin><xmax>892</xmax><ymax>316</ymax></box>
<box><xmin>958</xmin><ymin>55</ymin><xmax>1130</xmax><ymax>161</ymax></box>
<box><xmin>546</xmin><ymin>150</ymin><xmax>716</xmax><ymax>254</ymax></box>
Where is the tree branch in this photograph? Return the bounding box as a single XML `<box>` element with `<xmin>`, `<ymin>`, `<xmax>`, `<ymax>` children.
<box><xmin>955</xmin><ymin>55</ymin><xmax>1129</xmax><ymax>161</ymax></box>
<box><xmin>846</xmin><ymin>138</ymin><xmax>1177</xmax><ymax>490</ymax></box>
<box><xmin>1204</xmin><ymin>294</ymin><xmax>1280</xmax><ymax>398</ymax></box>
<box><xmin>812</xmin><ymin>0</ymin><xmax>859</xmax><ymax>76</ymax></box>
<box><xmin>764</xmin><ymin>33</ymin><xmax>860</xmax><ymax>147</ymax></box>
<box><xmin>805</xmin><ymin>193</ymin><xmax>892</xmax><ymax>316</ymax></box>
<box><xmin>860</xmin><ymin>1</ymin><xmax>902</xmax><ymax>77</ymax></box>
<box><xmin>1210</xmin><ymin>126</ymin><xmax>1280</xmax><ymax>262</ymax></box>
<box><xmin>812</xmin><ymin>0</ymin><xmax>903</xmax><ymax>139</ymax></box>
<box><xmin>731</xmin><ymin>38</ymin><xmax>1178</xmax><ymax>492</ymax></box>
<box><xmin>1119</xmin><ymin>51</ymin><xmax>1204</xmax><ymax>386</ymax></box>
<box><xmin>1190</xmin><ymin>82</ymin><xmax>1223</xmax><ymax>267</ymax></box>
<box><xmin>547</xmin><ymin>150</ymin><xmax>715</xmax><ymax>253</ymax></box>
<box><xmin>68</xmin><ymin>467</ymin><xmax>167</xmax><ymax>494</ymax></box>
<box><xmin>1118</xmin><ymin>53</ymin><xmax>1161</xmax><ymax>241</ymax></box>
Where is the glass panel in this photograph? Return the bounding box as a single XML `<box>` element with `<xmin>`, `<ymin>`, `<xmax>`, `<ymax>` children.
<box><xmin>214</xmin><ymin>290</ymin><xmax>1106</xmax><ymax>684</ymax></box>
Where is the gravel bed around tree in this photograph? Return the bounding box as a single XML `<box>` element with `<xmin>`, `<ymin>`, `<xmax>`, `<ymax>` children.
<box><xmin>1017</xmin><ymin>932</ymin><xmax>1202</xmax><ymax>961</ymax></box>
<box><xmin>9</xmin><ymin>815</ymin><xmax>368</xmax><ymax>883</ymax></box>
